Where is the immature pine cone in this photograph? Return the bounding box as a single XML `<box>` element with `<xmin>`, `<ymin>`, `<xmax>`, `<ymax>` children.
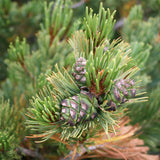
<box><xmin>107</xmin><ymin>79</ymin><xmax>136</xmax><ymax>111</ymax></box>
<box><xmin>72</xmin><ymin>57</ymin><xmax>87</xmax><ymax>83</ymax></box>
<box><xmin>114</xmin><ymin>79</ymin><xmax>136</xmax><ymax>101</ymax></box>
<box><xmin>60</xmin><ymin>91</ymin><xmax>97</xmax><ymax>126</ymax></box>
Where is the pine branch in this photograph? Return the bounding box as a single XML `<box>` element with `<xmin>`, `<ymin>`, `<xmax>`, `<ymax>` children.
<box><xmin>59</xmin><ymin>144</ymin><xmax>104</xmax><ymax>160</ymax></box>
<box><xmin>25</xmin><ymin>2</ymin><xmax>148</xmax><ymax>158</ymax></box>
<box><xmin>59</xmin><ymin>117</ymin><xmax>159</xmax><ymax>160</ymax></box>
<box><xmin>51</xmin><ymin>0</ymin><xmax>89</xmax><ymax>11</ymax></box>
<box><xmin>72</xmin><ymin>0</ymin><xmax>89</xmax><ymax>9</ymax></box>
<box><xmin>0</xmin><ymin>99</ymin><xmax>24</xmax><ymax>159</ymax></box>
<box><xmin>17</xmin><ymin>147</ymin><xmax>44</xmax><ymax>160</ymax></box>
<box><xmin>8</xmin><ymin>38</ymin><xmax>35</xmax><ymax>84</ymax></box>
<box><xmin>114</xmin><ymin>18</ymin><xmax>124</xmax><ymax>30</ymax></box>
<box><xmin>18</xmin><ymin>60</ymin><xmax>34</xmax><ymax>83</ymax></box>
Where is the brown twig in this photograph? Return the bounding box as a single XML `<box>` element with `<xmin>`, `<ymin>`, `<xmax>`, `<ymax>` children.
<box><xmin>59</xmin><ymin>144</ymin><xmax>104</xmax><ymax>160</ymax></box>
<box><xmin>17</xmin><ymin>147</ymin><xmax>44</xmax><ymax>160</ymax></box>
<box><xmin>51</xmin><ymin>0</ymin><xmax>89</xmax><ymax>13</ymax></box>
<box><xmin>114</xmin><ymin>18</ymin><xmax>125</xmax><ymax>30</ymax></box>
<box><xmin>72</xmin><ymin>0</ymin><xmax>89</xmax><ymax>9</ymax></box>
<box><xmin>18</xmin><ymin>59</ymin><xmax>34</xmax><ymax>84</ymax></box>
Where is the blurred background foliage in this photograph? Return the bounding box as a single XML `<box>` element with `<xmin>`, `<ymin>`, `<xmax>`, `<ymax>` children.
<box><xmin>0</xmin><ymin>0</ymin><xmax>160</xmax><ymax>159</ymax></box>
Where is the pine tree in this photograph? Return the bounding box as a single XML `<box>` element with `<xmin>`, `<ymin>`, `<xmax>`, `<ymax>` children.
<box><xmin>25</xmin><ymin>2</ymin><xmax>149</xmax><ymax>159</ymax></box>
<box><xmin>0</xmin><ymin>0</ymin><xmax>160</xmax><ymax>159</ymax></box>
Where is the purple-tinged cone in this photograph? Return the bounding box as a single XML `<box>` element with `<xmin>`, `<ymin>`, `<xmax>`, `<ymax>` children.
<box><xmin>114</xmin><ymin>79</ymin><xmax>136</xmax><ymax>101</ymax></box>
<box><xmin>72</xmin><ymin>57</ymin><xmax>87</xmax><ymax>84</ymax></box>
<box><xmin>60</xmin><ymin>91</ymin><xmax>98</xmax><ymax>126</ymax></box>
<box><xmin>107</xmin><ymin>79</ymin><xmax>136</xmax><ymax>111</ymax></box>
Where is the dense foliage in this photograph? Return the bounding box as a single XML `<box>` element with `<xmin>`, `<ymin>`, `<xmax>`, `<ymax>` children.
<box><xmin>0</xmin><ymin>0</ymin><xmax>160</xmax><ymax>159</ymax></box>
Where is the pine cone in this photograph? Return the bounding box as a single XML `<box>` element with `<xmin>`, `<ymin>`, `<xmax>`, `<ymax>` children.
<box><xmin>107</xmin><ymin>79</ymin><xmax>136</xmax><ymax>111</ymax></box>
<box><xmin>72</xmin><ymin>57</ymin><xmax>87</xmax><ymax>84</ymax></box>
<box><xmin>60</xmin><ymin>91</ymin><xmax>97</xmax><ymax>126</ymax></box>
<box><xmin>114</xmin><ymin>79</ymin><xmax>136</xmax><ymax>101</ymax></box>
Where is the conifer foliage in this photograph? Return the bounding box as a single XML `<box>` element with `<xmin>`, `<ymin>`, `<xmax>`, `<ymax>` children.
<box><xmin>0</xmin><ymin>100</ymin><xmax>23</xmax><ymax>160</ymax></box>
<box><xmin>1</xmin><ymin>0</ymin><xmax>160</xmax><ymax>159</ymax></box>
<box><xmin>26</xmin><ymin>2</ymin><xmax>145</xmax><ymax>151</ymax></box>
<box><xmin>122</xmin><ymin>5</ymin><xmax>160</xmax><ymax>154</ymax></box>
